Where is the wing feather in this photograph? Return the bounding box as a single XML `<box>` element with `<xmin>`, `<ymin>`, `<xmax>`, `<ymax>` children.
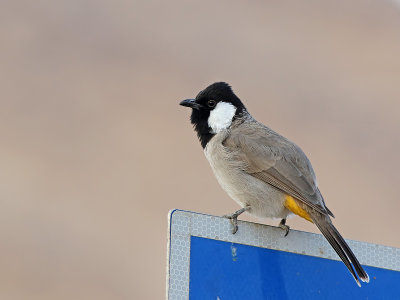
<box><xmin>224</xmin><ymin>120</ymin><xmax>332</xmax><ymax>216</ymax></box>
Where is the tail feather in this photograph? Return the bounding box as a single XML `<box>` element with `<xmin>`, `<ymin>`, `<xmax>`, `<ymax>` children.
<box><xmin>313</xmin><ymin>215</ymin><xmax>369</xmax><ymax>286</ymax></box>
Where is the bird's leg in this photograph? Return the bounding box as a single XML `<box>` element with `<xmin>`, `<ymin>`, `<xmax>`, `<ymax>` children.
<box><xmin>223</xmin><ymin>206</ymin><xmax>250</xmax><ymax>234</ymax></box>
<box><xmin>279</xmin><ymin>218</ymin><xmax>290</xmax><ymax>237</ymax></box>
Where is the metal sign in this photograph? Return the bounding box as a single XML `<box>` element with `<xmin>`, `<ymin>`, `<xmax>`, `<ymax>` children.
<box><xmin>167</xmin><ymin>209</ymin><xmax>400</xmax><ymax>299</ymax></box>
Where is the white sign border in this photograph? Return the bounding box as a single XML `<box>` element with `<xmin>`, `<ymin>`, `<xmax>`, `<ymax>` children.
<box><xmin>167</xmin><ymin>209</ymin><xmax>400</xmax><ymax>299</ymax></box>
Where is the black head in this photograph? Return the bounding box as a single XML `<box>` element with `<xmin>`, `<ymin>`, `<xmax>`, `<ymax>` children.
<box><xmin>179</xmin><ymin>82</ymin><xmax>246</xmax><ymax>148</ymax></box>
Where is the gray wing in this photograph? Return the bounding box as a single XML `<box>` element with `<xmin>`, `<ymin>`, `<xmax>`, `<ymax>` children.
<box><xmin>224</xmin><ymin>121</ymin><xmax>333</xmax><ymax>216</ymax></box>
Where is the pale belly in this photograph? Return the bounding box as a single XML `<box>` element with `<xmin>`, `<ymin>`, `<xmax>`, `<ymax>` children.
<box><xmin>204</xmin><ymin>142</ymin><xmax>290</xmax><ymax>219</ymax></box>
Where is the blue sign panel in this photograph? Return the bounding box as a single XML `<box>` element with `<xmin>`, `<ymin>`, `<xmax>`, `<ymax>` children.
<box><xmin>189</xmin><ymin>236</ymin><xmax>399</xmax><ymax>299</ymax></box>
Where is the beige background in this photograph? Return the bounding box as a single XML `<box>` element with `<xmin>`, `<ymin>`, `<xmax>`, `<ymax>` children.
<box><xmin>1</xmin><ymin>0</ymin><xmax>400</xmax><ymax>299</ymax></box>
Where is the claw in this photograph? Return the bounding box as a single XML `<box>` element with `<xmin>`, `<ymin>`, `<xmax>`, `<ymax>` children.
<box><xmin>279</xmin><ymin>218</ymin><xmax>290</xmax><ymax>237</ymax></box>
<box><xmin>223</xmin><ymin>214</ymin><xmax>239</xmax><ymax>234</ymax></box>
<box><xmin>223</xmin><ymin>206</ymin><xmax>250</xmax><ymax>234</ymax></box>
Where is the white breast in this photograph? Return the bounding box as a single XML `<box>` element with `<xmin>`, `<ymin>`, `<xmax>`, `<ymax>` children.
<box><xmin>204</xmin><ymin>131</ymin><xmax>289</xmax><ymax>219</ymax></box>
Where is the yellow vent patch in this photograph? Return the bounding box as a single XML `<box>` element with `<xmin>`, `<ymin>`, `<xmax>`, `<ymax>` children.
<box><xmin>284</xmin><ymin>195</ymin><xmax>313</xmax><ymax>223</ymax></box>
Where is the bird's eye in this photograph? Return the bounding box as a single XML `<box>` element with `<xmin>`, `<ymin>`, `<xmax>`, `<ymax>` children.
<box><xmin>207</xmin><ymin>100</ymin><xmax>217</xmax><ymax>108</ymax></box>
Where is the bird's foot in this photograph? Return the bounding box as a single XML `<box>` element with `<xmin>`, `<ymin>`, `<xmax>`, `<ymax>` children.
<box><xmin>223</xmin><ymin>214</ymin><xmax>239</xmax><ymax>234</ymax></box>
<box><xmin>279</xmin><ymin>218</ymin><xmax>290</xmax><ymax>237</ymax></box>
<box><xmin>223</xmin><ymin>206</ymin><xmax>250</xmax><ymax>234</ymax></box>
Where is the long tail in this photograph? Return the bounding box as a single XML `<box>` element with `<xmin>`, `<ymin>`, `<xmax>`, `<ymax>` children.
<box><xmin>312</xmin><ymin>214</ymin><xmax>369</xmax><ymax>286</ymax></box>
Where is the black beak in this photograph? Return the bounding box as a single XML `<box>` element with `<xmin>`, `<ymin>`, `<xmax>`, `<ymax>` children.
<box><xmin>179</xmin><ymin>99</ymin><xmax>201</xmax><ymax>110</ymax></box>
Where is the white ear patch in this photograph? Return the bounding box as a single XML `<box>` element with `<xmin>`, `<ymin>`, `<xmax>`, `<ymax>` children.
<box><xmin>208</xmin><ymin>101</ymin><xmax>237</xmax><ymax>133</ymax></box>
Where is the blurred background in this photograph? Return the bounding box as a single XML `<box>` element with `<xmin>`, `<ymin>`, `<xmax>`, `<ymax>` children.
<box><xmin>1</xmin><ymin>0</ymin><xmax>400</xmax><ymax>299</ymax></box>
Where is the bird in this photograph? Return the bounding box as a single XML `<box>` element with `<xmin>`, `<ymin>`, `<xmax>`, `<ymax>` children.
<box><xmin>179</xmin><ymin>82</ymin><xmax>369</xmax><ymax>286</ymax></box>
